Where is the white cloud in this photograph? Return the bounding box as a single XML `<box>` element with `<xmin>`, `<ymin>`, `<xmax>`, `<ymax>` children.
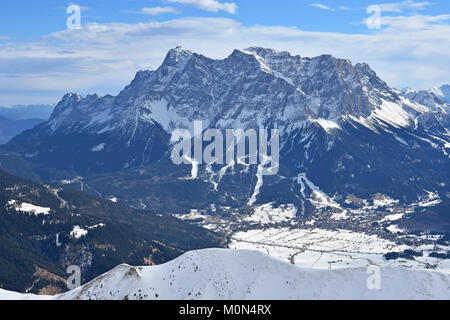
<box><xmin>141</xmin><ymin>7</ymin><xmax>179</xmax><ymax>16</ymax></box>
<box><xmin>0</xmin><ymin>13</ymin><xmax>449</xmax><ymax>105</ymax></box>
<box><xmin>167</xmin><ymin>0</ymin><xmax>237</xmax><ymax>14</ymax></box>
<box><xmin>310</xmin><ymin>3</ymin><xmax>335</xmax><ymax>11</ymax></box>
<box><xmin>378</xmin><ymin>0</ymin><xmax>432</xmax><ymax>13</ymax></box>
<box><xmin>380</xmin><ymin>13</ymin><xmax>450</xmax><ymax>30</ymax></box>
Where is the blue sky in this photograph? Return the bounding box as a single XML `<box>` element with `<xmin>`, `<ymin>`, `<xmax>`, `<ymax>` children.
<box><xmin>1</xmin><ymin>0</ymin><xmax>449</xmax><ymax>105</ymax></box>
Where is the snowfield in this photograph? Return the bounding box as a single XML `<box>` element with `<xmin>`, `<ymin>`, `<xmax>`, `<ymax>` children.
<box><xmin>229</xmin><ymin>228</ymin><xmax>450</xmax><ymax>271</ymax></box>
<box><xmin>0</xmin><ymin>289</ymin><xmax>51</xmax><ymax>300</ymax></box>
<box><xmin>0</xmin><ymin>249</ymin><xmax>448</xmax><ymax>300</ymax></box>
<box><xmin>70</xmin><ymin>225</ymin><xmax>89</xmax><ymax>239</ymax></box>
<box><xmin>7</xmin><ymin>200</ymin><xmax>51</xmax><ymax>216</ymax></box>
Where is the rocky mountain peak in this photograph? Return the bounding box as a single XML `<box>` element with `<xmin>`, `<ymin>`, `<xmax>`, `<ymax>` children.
<box><xmin>62</xmin><ymin>92</ymin><xmax>82</xmax><ymax>103</ymax></box>
<box><xmin>241</xmin><ymin>47</ymin><xmax>395</xmax><ymax>115</ymax></box>
<box><xmin>401</xmin><ymin>87</ymin><xmax>449</xmax><ymax>114</ymax></box>
<box><xmin>431</xmin><ymin>85</ymin><xmax>450</xmax><ymax>103</ymax></box>
<box><xmin>162</xmin><ymin>46</ymin><xmax>193</xmax><ymax>67</ymax></box>
<box><xmin>49</xmin><ymin>93</ymin><xmax>82</xmax><ymax>119</ymax></box>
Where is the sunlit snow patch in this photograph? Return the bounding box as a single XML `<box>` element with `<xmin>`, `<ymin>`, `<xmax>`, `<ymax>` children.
<box><xmin>381</xmin><ymin>214</ymin><xmax>404</xmax><ymax>222</ymax></box>
<box><xmin>91</xmin><ymin>143</ymin><xmax>105</xmax><ymax>152</ymax></box>
<box><xmin>371</xmin><ymin>99</ymin><xmax>412</xmax><ymax>128</ymax></box>
<box><xmin>7</xmin><ymin>200</ymin><xmax>51</xmax><ymax>216</ymax></box>
<box><xmin>309</xmin><ymin>118</ymin><xmax>341</xmax><ymax>133</ymax></box>
<box><xmin>386</xmin><ymin>225</ymin><xmax>405</xmax><ymax>234</ymax></box>
<box><xmin>70</xmin><ymin>226</ymin><xmax>88</xmax><ymax>239</ymax></box>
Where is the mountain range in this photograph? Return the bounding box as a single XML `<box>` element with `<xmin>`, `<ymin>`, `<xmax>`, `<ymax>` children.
<box><xmin>0</xmin><ymin>105</ymin><xmax>54</xmax><ymax>121</ymax></box>
<box><xmin>2</xmin><ymin>48</ymin><xmax>449</xmax><ymax>221</ymax></box>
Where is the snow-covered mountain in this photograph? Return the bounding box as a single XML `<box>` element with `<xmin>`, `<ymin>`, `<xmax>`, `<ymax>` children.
<box><xmin>10</xmin><ymin>47</ymin><xmax>422</xmax><ymax>143</ymax></box>
<box><xmin>0</xmin><ymin>249</ymin><xmax>448</xmax><ymax>300</ymax></box>
<box><xmin>21</xmin><ymin>48</ymin><xmax>447</xmax><ymax>142</ymax></box>
<box><xmin>3</xmin><ymin>47</ymin><xmax>450</xmax><ymax>222</ymax></box>
<box><xmin>400</xmin><ymin>86</ymin><xmax>450</xmax><ymax>134</ymax></box>
<box><xmin>401</xmin><ymin>87</ymin><xmax>448</xmax><ymax>114</ymax></box>
<box><xmin>432</xmin><ymin>85</ymin><xmax>450</xmax><ymax>103</ymax></box>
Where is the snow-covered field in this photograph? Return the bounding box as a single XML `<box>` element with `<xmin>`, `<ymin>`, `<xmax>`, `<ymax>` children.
<box><xmin>174</xmin><ymin>199</ymin><xmax>450</xmax><ymax>273</ymax></box>
<box><xmin>229</xmin><ymin>228</ymin><xmax>450</xmax><ymax>271</ymax></box>
<box><xmin>6</xmin><ymin>200</ymin><xmax>51</xmax><ymax>216</ymax></box>
<box><xmin>0</xmin><ymin>249</ymin><xmax>448</xmax><ymax>300</ymax></box>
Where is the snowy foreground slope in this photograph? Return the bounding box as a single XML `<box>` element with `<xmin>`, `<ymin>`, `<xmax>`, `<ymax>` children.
<box><xmin>0</xmin><ymin>249</ymin><xmax>449</xmax><ymax>300</ymax></box>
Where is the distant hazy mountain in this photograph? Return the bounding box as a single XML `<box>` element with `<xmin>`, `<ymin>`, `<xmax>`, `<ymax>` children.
<box><xmin>0</xmin><ymin>116</ymin><xmax>45</xmax><ymax>144</ymax></box>
<box><xmin>0</xmin><ymin>104</ymin><xmax>54</xmax><ymax>121</ymax></box>
<box><xmin>433</xmin><ymin>84</ymin><xmax>450</xmax><ymax>103</ymax></box>
<box><xmin>0</xmin><ymin>249</ymin><xmax>448</xmax><ymax>300</ymax></box>
<box><xmin>0</xmin><ymin>104</ymin><xmax>54</xmax><ymax>144</ymax></box>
